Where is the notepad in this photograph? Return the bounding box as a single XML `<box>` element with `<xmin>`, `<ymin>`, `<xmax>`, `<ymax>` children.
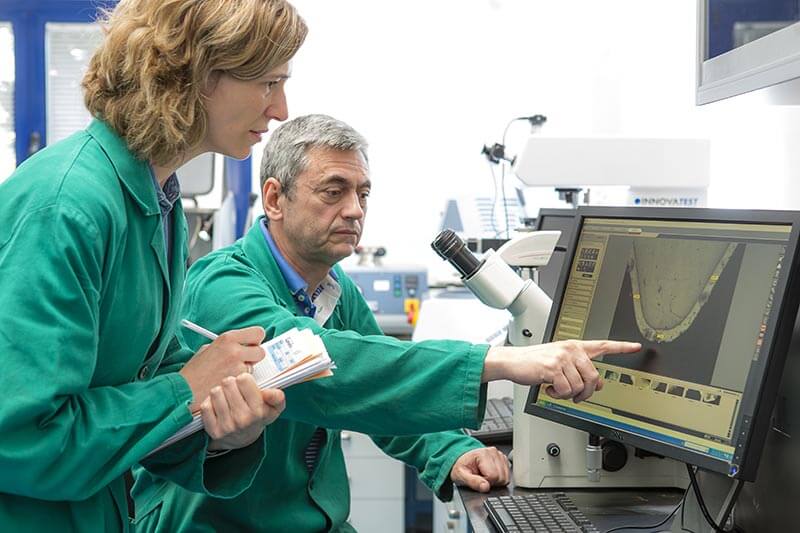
<box><xmin>147</xmin><ymin>327</ymin><xmax>334</xmax><ymax>456</ymax></box>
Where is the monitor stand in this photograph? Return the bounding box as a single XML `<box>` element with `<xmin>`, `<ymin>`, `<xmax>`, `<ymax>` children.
<box><xmin>672</xmin><ymin>469</ymin><xmax>739</xmax><ymax>533</ymax></box>
<box><xmin>681</xmin><ymin>320</ymin><xmax>800</xmax><ymax>532</ymax></box>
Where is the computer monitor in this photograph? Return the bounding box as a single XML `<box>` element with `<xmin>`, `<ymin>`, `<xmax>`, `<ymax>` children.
<box><xmin>525</xmin><ymin>206</ymin><xmax>800</xmax><ymax>480</ymax></box>
<box><xmin>534</xmin><ymin>209</ymin><xmax>577</xmax><ymax>298</ymax></box>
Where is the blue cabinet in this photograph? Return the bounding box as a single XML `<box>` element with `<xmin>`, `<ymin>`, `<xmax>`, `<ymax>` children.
<box><xmin>0</xmin><ymin>0</ymin><xmax>113</xmax><ymax>168</ymax></box>
<box><xmin>0</xmin><ymin>0</ymin><xmax>252</xmax><ymax>238</ymax></box>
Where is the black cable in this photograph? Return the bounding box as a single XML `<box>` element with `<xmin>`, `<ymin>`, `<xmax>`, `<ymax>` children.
<box><xmin>685</xmin><ymin>463</ymin><xmax>743</xmax><ymax>533</ymax></box>
<box><xmin>499</xmin><ymin>117</ymin><xmax>529</xmax><ymax>239</ymax></box>
<box><xmin>602</xmin><ymin>488</ymin><xmax>687</xmax><ymax>533</ymax></box>
<box><xmin>486</xmin><ymin>115</ymin><xmax>546</xmax><ymax>239</ymax></box>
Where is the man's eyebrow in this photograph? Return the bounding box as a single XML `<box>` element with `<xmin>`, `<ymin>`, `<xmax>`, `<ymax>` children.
<box><xmin>317</xmin><ymin>175</ymin><xmax>349</xmax><ymax>187</ymax></box>
<box><xmin>316</xmin><ymin>176</ymin><xmax>371</xmax><ymax>188</ymax></box>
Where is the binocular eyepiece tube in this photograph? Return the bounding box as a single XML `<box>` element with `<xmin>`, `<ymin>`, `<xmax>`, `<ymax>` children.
<box><xmin>431</xmin><ymin>229</ymin><xmax>482</xmax><ymax>279</ymax></box>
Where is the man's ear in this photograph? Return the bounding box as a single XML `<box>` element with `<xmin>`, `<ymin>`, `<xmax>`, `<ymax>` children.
<box><xmin>262</xmin><ymin>177</ymin><xmax>285</xmax><ymax>221</ymax></box>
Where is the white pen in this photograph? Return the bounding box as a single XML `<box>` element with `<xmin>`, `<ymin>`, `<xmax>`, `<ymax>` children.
<box><xmin>180</xmin><ymin>319</ymin><xmax>219</xmax><ymax>340</ymax></box>
<box><xmin>181</xmin><ymin>319</ymin><xmax>258</xmax><ymax>375</ymax></box>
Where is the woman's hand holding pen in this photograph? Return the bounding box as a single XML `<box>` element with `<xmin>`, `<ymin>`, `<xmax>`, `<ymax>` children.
<box><xmin>179</xmin><ymin>326</ymin><xmax>267</xmax><ymax>413</ymax></box>
<box><xmin>178</xmin><ymin>324</ymin><xmax>287</xmax><ymax>450</ymax></box>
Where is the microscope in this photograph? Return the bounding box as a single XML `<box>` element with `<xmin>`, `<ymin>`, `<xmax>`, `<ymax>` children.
<box><xmin>432</xmin><ymin>229</ymin><xmax>685</xmax><ymax>489</ymax></box>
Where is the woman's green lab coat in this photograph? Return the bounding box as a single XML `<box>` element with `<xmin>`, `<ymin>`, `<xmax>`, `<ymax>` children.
<box><xmin>132</xmin><ymin>220</ymin><xmax>490</xmax><ymax>532</ymax></box>
<box><xmin>0</xmin><ymin>120</ymin><xmax>262</xmax><ymax>532</ymax></box>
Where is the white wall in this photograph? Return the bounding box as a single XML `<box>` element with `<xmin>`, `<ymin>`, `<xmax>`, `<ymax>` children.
<box><xmin>250</xmin><ymin>0</ymin><xmax>800</xmax><ymax>273</ymax></box>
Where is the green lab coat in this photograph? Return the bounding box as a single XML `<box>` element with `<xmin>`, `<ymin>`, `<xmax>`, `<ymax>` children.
<box><xmin>0</xmin><ymin>120</ymin><xmax>264</xmax><ymax>532</ymax></box>
<box><xmin>132</xmin><ymin>219</ymin><xmax>490</xmax><ymax>532</ymax></box>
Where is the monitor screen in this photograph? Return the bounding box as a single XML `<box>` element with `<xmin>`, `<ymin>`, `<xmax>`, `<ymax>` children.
<box><xmin>535</xmin><ymin>209</ymin><xmax>577</xmax><ymax>299</ymax></box>
<box><xmin>525</xmin><ymin>207</ymin><xmax>800</xmax><ymax>480</ymax></box>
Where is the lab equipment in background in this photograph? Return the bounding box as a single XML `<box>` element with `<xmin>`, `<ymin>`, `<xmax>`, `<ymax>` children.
<box><xmin>431</xmin><ymin>228</ymin><xmax>557</xmax><ymax>348</ymax></box>
<box><xmin>478</xmin><ymin>114</ymin><xmax>548</xmax><ymax>240</ymax></box>
<box><xmin>184</xmin><ymin>208</ymin><xmax>215</xmax><ymax>265</ymax></box>
<box><xmin>177</xmin><ymin>152</ymin><xmax>215</xmax><ymax>198</ymax></box>
<box><xmin>532</xmin><ymin>208</ymin><xmax>576</xmax><ymax>299</ymax></box>
<box><xmin>432</xmin><ymin>227</ymin><xmax>686</xmax><ymax>491</ymax></box>
<box><xmin>340</xmin><ymin>430</ymin><xmax>405</xmax><ymax>533</ymax></box>
<box><xmin>344</xmin><ymin>265</ymin><xmax>428</xmax><ymax>338</ymax></box>
<box><xmin>413</xmin><ymin>288</ymin><xmax>509</xmax><ymax>347</ymax></box>
<box><xmin>514</xmin><ymin>136</ymin><xmax>710</xmax><ymax>209</ymax></box>
<box><xmin>354</xmin><ymin>245</ymin><xmax>387</xmax><ymax>266</ymax></box>
<box><xmin>211</xmin><ymin>191</ymin><xmax>237</xmax><ymax>251</ymax></box>
<box><xmin>481</xmin><ymin>114</ymin><xmax>547</xmax><ymax>167</ymax></box>
<box><xmin>439</xmin><ymin>195</ymin><xmax>524</xmax><ymax>241</ymax></box>
<box><xmin>178</xmin><ymin>153</ymin><xmax>217</xmax><ymax>265</ymax></box>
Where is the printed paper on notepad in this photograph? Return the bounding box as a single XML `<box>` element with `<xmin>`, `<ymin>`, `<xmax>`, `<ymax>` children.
<box><xmin>251</xmin><ymin>328</ymin><xmax>304</xmax><ymax>381</ymax></box>
<box><xmin>251</xmin><ymin>328</ymin><xmax>326</xmax><ymax>384</ymax></box>
<box><xmin>147</xmin><ymin>327</ymin><xmax>333</xmax><ymax>457</ymax></box>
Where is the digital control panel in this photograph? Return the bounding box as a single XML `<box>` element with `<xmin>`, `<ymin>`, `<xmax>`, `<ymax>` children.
<box><xmin>345</xmin><ymin>266</ymin><xmax>428</xmax><ymax>336</ymax></box>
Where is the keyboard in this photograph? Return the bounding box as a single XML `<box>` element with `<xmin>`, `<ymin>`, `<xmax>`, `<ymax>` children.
<box><xmin>485</xmin><ymin>492</ymin><xmax>600</xmax><ymax>533</ymax></box>
<box><xmin>466</xmin><ymin>397</ymin><xmax>513</xmax><ymax>444</ymax></box>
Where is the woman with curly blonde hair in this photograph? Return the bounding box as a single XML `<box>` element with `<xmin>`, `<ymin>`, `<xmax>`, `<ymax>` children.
<box><xmin>0</xmin><ymin>1</ymin><xmax>307</xmax><ymax>531</ymax></box>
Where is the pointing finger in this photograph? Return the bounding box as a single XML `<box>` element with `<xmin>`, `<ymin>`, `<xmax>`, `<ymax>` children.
<box><xmin>581</xmin><ymin>341</ymin><xmax>641</xmax><ymax>359</ymax></box>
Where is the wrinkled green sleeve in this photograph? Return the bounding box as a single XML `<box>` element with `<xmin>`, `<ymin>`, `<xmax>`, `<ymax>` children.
<box><xmin>0</xmin><ymin>207</ymin><xmax>193</xmax><ymax>501</ymax></box>
<box><xmin>343</xmin><ymin>286</ymin><xmax>485</xmax><ymax>502</ymax></box>
<box><xmin>135</xmin><ymin>336</ymin><xmax>268</xmax><ymax>498</ymax></box>
<box><xmin>181</xmin><ymin>258</ymin><xmax>489</xmax><ymax>437</ymax></box>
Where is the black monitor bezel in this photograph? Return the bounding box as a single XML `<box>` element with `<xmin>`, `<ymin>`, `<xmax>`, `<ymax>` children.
<box><xmin>534</xmin><ymin>208</ymin><xmax>578</xmax><ymax>236</ymax></box>
<box><xmin>534</xmin><ymin>208</ymin><xmax>578</xmax><ymax>298</ymax></box>
<box><xmin>525</xmin><ymin>206</ymin><xmax>800</xmax><ymax>480</ymax></box>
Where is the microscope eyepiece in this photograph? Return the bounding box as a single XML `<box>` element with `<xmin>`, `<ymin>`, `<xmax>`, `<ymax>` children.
<box><xmin>431</xmin><ymin>229</ymin><xmax>482</xmax><ymax>278</ymax></box>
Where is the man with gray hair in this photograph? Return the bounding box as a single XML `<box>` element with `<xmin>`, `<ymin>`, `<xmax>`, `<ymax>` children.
<box><xmin>134</xmin><ymin>114</ymin><xmax>638</xmax><ymax>531</ymax></box>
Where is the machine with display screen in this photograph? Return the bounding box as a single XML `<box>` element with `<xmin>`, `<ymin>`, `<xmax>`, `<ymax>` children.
<box><xmin>533</xmin><ymin>209</ymin><xmax>576</xmax><ymax>299</ymax></box>
<box><xmin>525</xmin><ymin>207</ymin><xmax>800</xmax><ymax>482</ymax></box>
<box><xmin>344</xmin><ymin>265</ymin><xmax>428</xmax><ymax>337</ymax></box>
<box><xmin>513</xmin><ymin>208</ymin><xmax>687</xmax><ymax>489</ymax></box>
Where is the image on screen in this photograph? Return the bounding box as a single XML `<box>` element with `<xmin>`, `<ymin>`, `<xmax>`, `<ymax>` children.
<box><xmin>534</xmin><ymin>216</ymin><xmax>791</xmax><ymax>469</ymax></box>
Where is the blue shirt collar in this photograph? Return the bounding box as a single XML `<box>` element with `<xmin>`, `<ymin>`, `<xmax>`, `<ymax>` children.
<box><xmin>259</xmin><ymin>217</ymin><xmax>342</xmax><ymax>321</ymax></box>
<box><xmin>260</xmin><ymin>218</ymin><xmax>308</xmax><ymax>295</ymax></box>
<box><xmin>148</xmin><ymin>167</ymin><xmax>181</xmax><ymax>219</ymax></box>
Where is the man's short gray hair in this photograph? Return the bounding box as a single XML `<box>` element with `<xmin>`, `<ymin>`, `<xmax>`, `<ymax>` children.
<box><xmin>260</xmin><ymin>114</ymin><xmax>369</xmax><ymax>197</ymax></box>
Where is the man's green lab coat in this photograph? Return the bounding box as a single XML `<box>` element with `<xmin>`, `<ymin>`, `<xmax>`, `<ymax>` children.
<box><xmin>0</xmin><ymin>120</ymin><xmax>263</xmax><ymax>532</ymax></box>
<box><xmin>132</xmin><ymin>219</ymin><xmax>491</xmax><ymax>532</ymax></box>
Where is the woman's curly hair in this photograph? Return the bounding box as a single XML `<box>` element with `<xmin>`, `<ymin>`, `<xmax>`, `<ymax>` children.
<box><xmin>83</xmin><ymin>0</ymin><xmax>307</xmax><ymax>165</ymax></box>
